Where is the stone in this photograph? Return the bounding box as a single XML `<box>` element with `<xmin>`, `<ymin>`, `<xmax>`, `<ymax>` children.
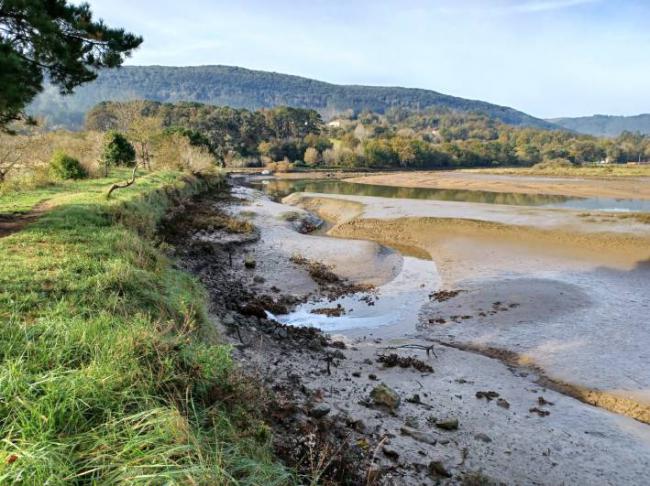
<box><xmin>475</xmin><ymin>433</ymin><xmax>492</xmax><ymax>443</ymax></box>
<box><xmin>347</xmin><ymin>416</ymin><xmax>366</xmax><ymax>432</ymax></box>
<box><xmin>382</xmin><ymin>446</ymin><xmax>400</xmax><ymax>460</ymax></box>
<box><xmin>309</xmin><ymin>403</ymin><xmax>331</xmax><ymax>419</ymax></box>
<box><xmin>435</xmin><ymin>418</ymin><xmax>459</xmax><ymax>430</ymax></box>
<box><xmin>429</xmin><ymin>460</ymin><xmax>452</xmax><ymax>478</ymax></box>
<box><xmin>370</xmin><ymin>383</ymin><xmax>401</xmax><ymax>411</ymax></box>
<box><xmin>405</xmin><ymin>415</ymin><xmax>419</xmax><ymax>428</ymax></box>
<box><xmin>497</xmin><ymin>398</ymin><xmax>510</xmax><ymax>409</ymax></box>
<box><xmin>401</xmin><ymin>426</ymin><xmax>438</xmax><ymax>445</ymax></box>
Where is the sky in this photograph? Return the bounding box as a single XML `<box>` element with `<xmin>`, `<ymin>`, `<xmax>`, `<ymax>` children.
<box><xmin>81</xmin><ymin>0</ymin><xmax>650</xmax><ymax>118</ymax></box>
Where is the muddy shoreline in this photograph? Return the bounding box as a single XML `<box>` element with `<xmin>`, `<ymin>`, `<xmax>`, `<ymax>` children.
<box><xmin>166</xmin><ymin>181</ymin><xmax>650</xmax><ymax>485</ymax></box>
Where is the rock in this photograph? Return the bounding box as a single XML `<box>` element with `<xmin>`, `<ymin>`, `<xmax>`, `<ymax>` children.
<box><xmin>497</xmin><ymin>398</ymin><xmax>510</xmax><ymax>409</ymax></box>
<box><xmin>253</xmin><ymin>275</ymin><xmax>265</xmax><ymax>283</ymax></box>
<box><xmin>346</xmin><ymin>416</ymin><xmax>366</xmax><ymax>432</ymax></box>
<box><xmin>538</xmin><ymin>396</ymin><xmax>554</xmax><ymax>406</ymax></box>
<box><xmin>429</xmin><ymin>460</ymin><xmax>452</xmax><ymax>478</ymax></box>
<box><xmin>330</xmin><ymin>340</ymin><xmax>346</xmax><ymax>349</ymax></box>
<box><xmin>309</xmin><ymin>403</ymin><xmax>331</xmax><ymax>419</ymax></box>
<box><xmin>405</xmin><ymin>415</ymin><xmax>419</xmax><ymax>428</ymax></box>
<box><xmin>352</xmin><ymin>371</ymin><xmax>361</xmax><ymax>378</ymax></box>
<box><xmin>529</xmin><ymin>407</ymin><xmax>550</xmax><ymax>417</ymax></box>
<box><xmin>475</xmin><ymin>433</ymin><xmax>492</xmax><ymax>443</ymax></box>
<box><xmin>401</xmin><ymin>426</ymin><xmax>438</xmax><ymax>445</ymax></box>
<box><xmin>368</xmin><ymin>373</ymin><xmax>378</xmax><ymax>381</ymax></box>
<box><xmin>370</xmin><ymin>383</ymin><xmax>401</xmax><ymax>411</ymax></box>
<box><xmin>476</xmin><ymin>390</ymin><xmax>500</xmax><ymax>401</ymax></box>
<box><xmin>222</xmin><ymin>312</ymin><xmax>236</xmax><ymax>326</ymax></box>
<box><xmin>240</xmin><ymin>303</ymin><xmax>266</xmax><ymax>319</ymax></box>
<box><xmin>435</xmin><ymin>418</ymin><xmax>459</xmax><ymax>430</ymax></box>
<box><xmin>382</xmin><ymin>446</ymin><xmax>400</xmax><ymax>460</ymax></box>
<box><xmin>406</xmin><ymin>394</ymin><xmax>421</xmax><ymax>404</ymax></box>
<box><xmin>244</xmin><ymin>256</ymin><xmax>256</xmax><ymax>268</ymax></box>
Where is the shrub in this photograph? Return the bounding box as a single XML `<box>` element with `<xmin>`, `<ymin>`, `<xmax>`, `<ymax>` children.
<box><xmin>102</xmin><ymin>131</ymin><xmax>136</xmax><ymax>170</ymax></box>
<box><xmin>50</xmin><ymin>151</ymin><xmax>87</xmax><ymax>179</ymax></box>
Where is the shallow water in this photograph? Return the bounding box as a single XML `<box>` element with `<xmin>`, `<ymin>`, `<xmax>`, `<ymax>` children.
<box><xmin>252</xmin><ymin>178</ymin><xmax>650</xmax><ymax>212</ymax></box>
<box><xmin>277</xmin><ymin>256</ymin><xmax>438</xmax><ymax>334</ymax></box>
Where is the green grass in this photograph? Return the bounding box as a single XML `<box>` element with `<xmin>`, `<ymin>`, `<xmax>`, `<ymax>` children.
<box><xmin>466</xmin><ymin>164</ymin><xmax>650</xmax><ymax>178</ymax></box>
<box><xmin>0</xmin><ymin>171</ymin><xmax>293</xmax><ymax>484</ymax></box>
<box><xmin>0</xmin><ymin>168</ymin><xmax>140</xmax><ymax>214</ymax></box>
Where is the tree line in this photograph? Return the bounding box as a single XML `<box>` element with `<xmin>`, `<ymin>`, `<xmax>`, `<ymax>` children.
<box><xmin>85</xmin><ymin>102</ymin><xmax>650</xmax><ymax>171</ymax></box>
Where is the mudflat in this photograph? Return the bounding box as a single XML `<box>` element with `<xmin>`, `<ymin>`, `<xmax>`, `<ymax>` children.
<box><xmin>347</xmin><ymin>170</ymin><xmax>650</xmax><ymax>200</ymax></box>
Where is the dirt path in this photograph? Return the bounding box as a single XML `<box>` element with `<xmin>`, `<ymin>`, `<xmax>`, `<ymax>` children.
<box><xmin>0</xmin><ymin>200</ymin><xmax>51</xmax><ymax>238</ymax></box>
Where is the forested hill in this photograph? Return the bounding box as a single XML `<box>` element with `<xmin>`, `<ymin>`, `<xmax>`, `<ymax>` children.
<box><xmin>29</xmin><ymin>65</ymin><xmax>556</xmax><ymax>130</ymax></box>
<box><xmin>549</xmin><ymin>114</ymin><xmax>650</xmax><ymax>137</ymax></box>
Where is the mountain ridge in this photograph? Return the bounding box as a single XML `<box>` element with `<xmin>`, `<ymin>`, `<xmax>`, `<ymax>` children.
<box><xmin>549</xmin><ymin>113</ymin><xmax>650</xmax><ymax>137</ymax></box>
<box><xmin>28</xmin><ymin>64</ymin><xmax>558</xmax><ymax>130</ymax></box>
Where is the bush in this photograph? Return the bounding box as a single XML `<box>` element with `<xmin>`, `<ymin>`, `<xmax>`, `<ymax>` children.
<box><xmin>50</xmin><ymin>151</ymin><xmax>87</xmax><ymax>179</ymax></box>
<box><xmin>102</xmin><ymin>131</ymin><xmax>136</xmax><ymax>169</ymax></box>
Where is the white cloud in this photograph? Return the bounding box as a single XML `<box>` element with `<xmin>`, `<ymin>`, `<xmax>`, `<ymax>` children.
<box><xmin>512</xmin><ymin>0</ymin><xmax>599</xmax><ymax>13</ymax></box>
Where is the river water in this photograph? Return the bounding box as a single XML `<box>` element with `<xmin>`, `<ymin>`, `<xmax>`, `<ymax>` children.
<box><xmin>252</xmin><ymin>177</ymin><xmax>650</xmax><ymax>212</ymax></box>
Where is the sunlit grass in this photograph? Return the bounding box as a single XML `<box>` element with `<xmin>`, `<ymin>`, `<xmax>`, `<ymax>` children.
<box><xmin>0</xmin><ymin>171</ymin><xmax>293</xmax><ymax>484</ymax></box>
<box><xmin>466</xmin><ymin>164</ymin><xmax>650</xmax><ymax>178</ymax></box>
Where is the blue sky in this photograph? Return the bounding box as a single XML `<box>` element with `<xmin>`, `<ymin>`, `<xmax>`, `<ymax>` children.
<box><xmin>82</xmin><ymin>0</ymin><xmax>650</xmax><ymax>118</ymax></box>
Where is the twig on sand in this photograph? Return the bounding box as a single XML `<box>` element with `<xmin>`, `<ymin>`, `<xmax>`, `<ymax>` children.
<box><xmin>365</xmin><ymin>435</ymin><xmax>388</xmax><ymax>486</ymax></box>
<box><xmin>324</xmin><ymin>353</ymin><xmax>334</xmax><ymax>375</ymax></box>
<box><xmin>381</xmin><ymin>343</ymin><xmax>437</xmax><ymax>358</ymax></box>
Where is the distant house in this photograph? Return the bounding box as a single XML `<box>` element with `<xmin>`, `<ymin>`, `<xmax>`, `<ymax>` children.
<box><xmin>327</xmin><ymin>120</ymin><xmax>342</xmax><ymax>128</ymax></box>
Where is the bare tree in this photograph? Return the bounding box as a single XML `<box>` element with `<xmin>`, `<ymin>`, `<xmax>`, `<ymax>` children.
<box><xmin>0</xmin><ymin>123</ymin><xmax>44</xmax><ymax>184</ymax></box>
<box><xmin>112</xmin><ymin>101</ymin><xmax>163</xmax><ymax>171</ymax></box>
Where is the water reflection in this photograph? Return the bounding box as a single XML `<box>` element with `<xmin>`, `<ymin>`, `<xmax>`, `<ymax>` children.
<box><xmin>252</xmin><ymin>178</ymin><xmax>650</xmax><ymax>212</ymax></box>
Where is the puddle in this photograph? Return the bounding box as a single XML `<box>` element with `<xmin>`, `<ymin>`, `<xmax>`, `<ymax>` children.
<box><xmin>276</xmin><ymin>256</ymin><xmax>439</xmax><ymax>334</ymax></box>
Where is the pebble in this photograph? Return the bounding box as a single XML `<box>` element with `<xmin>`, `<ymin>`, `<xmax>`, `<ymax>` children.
<box><xmin>429</xmin><ymin>460</ymin><xmax>452</xmax><ymax>478</ymax></box>
<box><xmin>475</xmin><ymin>432</ymin><xmax>492</xmax><ymax>443</ymax></box>
<box><xmin>309</xmin><ymin>403</ymin><xmax>331</xmax><ymax>419</ymax></box>
<box><xmin>435</xmin><ymin>418</ymin><xmax>459</xmax><ymax>430</ymax></box>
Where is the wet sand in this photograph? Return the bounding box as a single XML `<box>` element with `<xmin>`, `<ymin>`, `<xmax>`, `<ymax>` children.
<box><xmin>284</xmin><ymin>192</ymin><xmax>650</xmax><ymax>424</ymax></box>
<box><xmin>206</xmin><ymin>183</ymin><xmax>650</xmax><ymax>484</ymax></box>
<box><xmin>347</xmin><ymin>170</ymin><xmax>650</xmax><ymax>200</ymax></box>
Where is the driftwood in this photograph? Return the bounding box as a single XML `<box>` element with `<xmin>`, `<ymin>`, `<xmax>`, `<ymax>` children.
<box><xmin>381</xmin><ymin>343</ymin><xmax>437</xmax><ymax>358</ymax></box>
<box><xmin>106</xmin><ymin>164</ymin><xmax>138</xmax><ymax>199</ymax></box>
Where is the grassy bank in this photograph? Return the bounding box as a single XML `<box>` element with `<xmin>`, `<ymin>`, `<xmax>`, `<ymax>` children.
<box><xmin>466</xmin><ymin>164</ymin><xmax>650</xmax><ymax>178</ymax></box>
<box><xmin>0</xmin><ymin>171</ymin><xmax>292</xmax><ymax>484</ymax></box>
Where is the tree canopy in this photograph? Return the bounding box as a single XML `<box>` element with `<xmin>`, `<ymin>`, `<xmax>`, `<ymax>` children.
<box><xmin>0</xmin><ymin>0</ymin><xmax>142</xmax><ymax>126</ymax></box>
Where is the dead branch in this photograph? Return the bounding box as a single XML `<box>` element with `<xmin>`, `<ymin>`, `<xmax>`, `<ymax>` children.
<box><xmin>106</xmin><ymin>163</ymin><xmax>138</xmax><ymax>199</ymax></box>
<box><xmin>381</xmin><ymin>343</ymin><xmax>437</xmax><ymax>358</ymax></box>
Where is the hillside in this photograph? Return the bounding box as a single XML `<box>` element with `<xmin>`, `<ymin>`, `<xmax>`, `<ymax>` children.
<box><xmin>549</xmin><ymin>114</ymin><xmax>650</xmax><ymax>137</ymax></box>
<box><xmin>28</xmin><ymin>65</ymin><xmax>557</xmax><ymax>130</ymax></box>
